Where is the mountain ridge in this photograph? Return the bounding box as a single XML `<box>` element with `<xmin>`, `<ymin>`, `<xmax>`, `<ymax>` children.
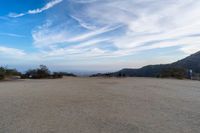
<box><xmin>91</xmin><ymin>51</ymin><xmax>200</xmax><ymax>79</ymax></box>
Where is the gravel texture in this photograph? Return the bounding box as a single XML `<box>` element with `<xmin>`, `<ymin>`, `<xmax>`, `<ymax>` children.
<box><xmin>0</xmin><ymin>77</ymin><xmax>200</xmax><ymax>133</ymax></box>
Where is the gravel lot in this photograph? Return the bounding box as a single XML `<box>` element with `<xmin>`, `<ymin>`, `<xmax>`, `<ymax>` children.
<box><xmin>0</xmin><ymin>77</ymin><xmax>200</xmax><ymax>133</ymax></box>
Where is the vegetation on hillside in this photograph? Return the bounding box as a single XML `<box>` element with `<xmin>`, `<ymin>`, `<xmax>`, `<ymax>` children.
<box><xmin>1</xmin><ymin>65</ymin><xmax>76</xmax><ymax>80</ymax></box>
<box><xmin>0</xmin><ymin>67</ymin><xmax>21</xmax><ymax>80</ymax></box>
<box><xmin>91</xmin><ymin>51</ymin><xmax>200</xmax><ymax>80</ymax></box>
<box><xmin>21</xmin><ymin>65</ymin><xmax>51</xmax><ymax>79</ymax></box>
<box><xmin>159</xmin><ymin>67</ymin><xmax>186</xmax><ymax>79</ymax></box>
<box><xmin>21</xmin><ymin>65</ymin><xmax>76</xmax><ymax>79</ymax></box>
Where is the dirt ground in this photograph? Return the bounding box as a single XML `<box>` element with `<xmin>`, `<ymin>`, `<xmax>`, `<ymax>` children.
<box><xmin>0</xmin><ymin>77</ymin><xmax>200</xmax><ymax>133</ymax></box>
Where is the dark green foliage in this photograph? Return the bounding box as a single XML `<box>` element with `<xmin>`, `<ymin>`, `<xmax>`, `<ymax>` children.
<box><xmin>36</xmin><ymin>65</ymin><xmax>51</xmax><ymax>79</ymax></box>
<box><xmin>118</xmin><ymin>72</ymin><xmax>126</xmax><ymax>77</ymax></box>
<box><xmin>159</xmin><ymin>68</ymin><xmax>186</xmax><ymax>79</ymax></box>
<box><xmin>0</xmin><ymin>67</ymin><xmax>6</xmax><ymax>74</ymax></box>
<box><xmin>0</xmin><ymin>67</ymin><xmax>21</xmax><ymax>80</ymax></box>
<box><xmin>22</xmin><ymin>65</ymin><xmax>50</xmax><ymax>79</ymax></box>
<box><xmin>52</xmin><ymin>72</ymin><xmax>63</xmax><ymax>79</ymax></box>
<box><xmin>0</xmin><ymin>75</ymin><xmax>4</xmax><ymax>80</ymax></box>
<box><xmin>52</xmin><ymin>72</ymin><xmax>77</xmax><ymax>79</ymax></box>
<box><xmin>60</xmin><ymin>72</ymin><xmax>77</xmax><ymax>77</ymax></box>
<box><xmin>90</xmin><ymin>73</ymin><xmax>112</xmax><ymax>77</ymax></box>
<box><xmin>0</xmin><ymin>67</ymin><xmax>6</xmax><ymax>80</ymax></box>
<box><xmin>21</xmin><ymin>65</ymin><xmax>76</xmax><ymax>79</ymax></box>
<box><xmin>6</xmin><ymin>69</ymin><xmax>21</xmax><ymax>76</ymax></box>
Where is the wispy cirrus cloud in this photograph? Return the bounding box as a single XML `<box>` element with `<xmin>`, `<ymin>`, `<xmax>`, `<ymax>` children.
<box><xmin>70</xmin><ymin>0</ymin><xmax>200</xmax><ymax>55</ymax></box>
<box><xmin>23</xmin><ymin>0</ymin><xmax>200</xmax><ymax>66</ymax></box>
<box><xmin>8</xmin><ymin>0</ymin><xmax>63</xmax><ymax>18</ymax></box>
<box><xmin>0</xmin><ymin>33</ymin><xmax>25</xmax><ymax>38</ymax></box>
<box><xmin>32</xmin><ymin>20</ymin><xmax>119</xmax><ymax>48</ymax></box>
<box><xmin>32</xmin><ymin>0</ymin><xmax>200</xmax><ymax>59</ymax></box>
<box><xmin>70</xmin><ymin>15</ymin><xmax>97</xmax><ymax>30</ymax></box>
<box><xmin>2</xmin><ymin>0</ymin><xmax>200</xmax><ymax>70</ymax></box>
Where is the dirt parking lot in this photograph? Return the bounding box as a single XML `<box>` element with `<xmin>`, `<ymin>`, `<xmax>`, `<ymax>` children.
<box><xmin>0</xmin><ymin>77</ymin><xmax>200</xmax><ymax>133</ymax></box>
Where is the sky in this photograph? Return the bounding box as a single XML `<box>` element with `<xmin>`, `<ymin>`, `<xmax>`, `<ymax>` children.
<box><xmin>0</xmin><ymin>0</ymin><xmax>200</xmax><ymax>73</ymax></box>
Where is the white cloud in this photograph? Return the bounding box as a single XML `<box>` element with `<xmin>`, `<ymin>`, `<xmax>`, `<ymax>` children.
<box><xmin>32</xmin><ymin>20</ymin><xmax>119</xmax><ymax>48</ymax></box>
<box><xmin>180</xmin><ymin>45</ymin><xmax>200</xmax><ymax>54</ymax></box>
<box><xmin>70</xmin><ymin>15</ymin><xmax>97</xmax><ymax>30</ymax></box>
<box><xmin>4</xmin><ymin>0</ymin><xmax>200</xmax><ymax>69</ymax></box>
<box><xmin>73</xmin><ymin>0</ymin><xmax>98</xmax><ymax>3</ymax></box>
<box><xmin>8</xmin><ymin>0</ymin><xmax>63</xmax><ymax>18</ymax></box>
<box><xmin>0</xmin><ymin>46</ymin><xmax>26</xmax><ymax>57</ymax></box>
<box><xmin>28</xmin><ymin>0</ymin><xmax>200</xmax><ymax>66</ymax></box>
<box><xmin>71</xmin><ymin>0</ymin><xmax>200</xmax><ymax>56</ymax></box>
<box><xmin>67</xmin><ymin>26</ymin><xmax>118</xmax><ymax>42</ymax></box>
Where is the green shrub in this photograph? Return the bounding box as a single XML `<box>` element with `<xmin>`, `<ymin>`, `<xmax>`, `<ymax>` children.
<box><xmin>0</xmin><ymin>75</ymin><xmax>4</xmax><ymax>80</ymax></box>
<box><xmin>23</xmin><ymin>65</ymin><xmax>50</xmax><ymax>79</ymax></box>
<box><xmin>0</xmin><ymin>67</ymin><xmax>21</xmax><ymax>80</ymax></box>
<box><xmin>160</xmin><ymin>67</ymin><xmax>186</xmax><ymax>79</ymax></box>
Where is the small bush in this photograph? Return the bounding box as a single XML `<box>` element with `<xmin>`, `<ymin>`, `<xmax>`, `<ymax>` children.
<box><xmin>0</xmin><ymin>67</ymin><xmax>21</xmax><ymax>80</ymax></box>
<box><xmin>52</xmin><ymin>72</ymin><xmax>63</xmax><ymax>79</ymax></box>
<box><xmin>22</xmin><ymin>65</ymin><xmax>50</xmax><ymax>79</ymax></box>
<box><xmin>0</xmin><ymin>75</ymin><xmax>4</xmax><ymax>80</ymax></box>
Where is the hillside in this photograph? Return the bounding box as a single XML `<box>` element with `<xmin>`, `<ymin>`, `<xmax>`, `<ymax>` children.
<box><xmin>91</xmin><ymin>51</ymin><xmax>200</xmax><ymax>79</ymax></box>
<box><xmin>172</xmin><ymin>51</ymin><xmax>200</xmax><ymax>73</ymax></box>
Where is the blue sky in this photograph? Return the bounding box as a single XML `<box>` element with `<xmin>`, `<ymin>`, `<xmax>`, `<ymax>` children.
<box><xmin>0</xmin><ymin>0</ymin><xmax>200</xmax><ymax>72</ymax></box>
